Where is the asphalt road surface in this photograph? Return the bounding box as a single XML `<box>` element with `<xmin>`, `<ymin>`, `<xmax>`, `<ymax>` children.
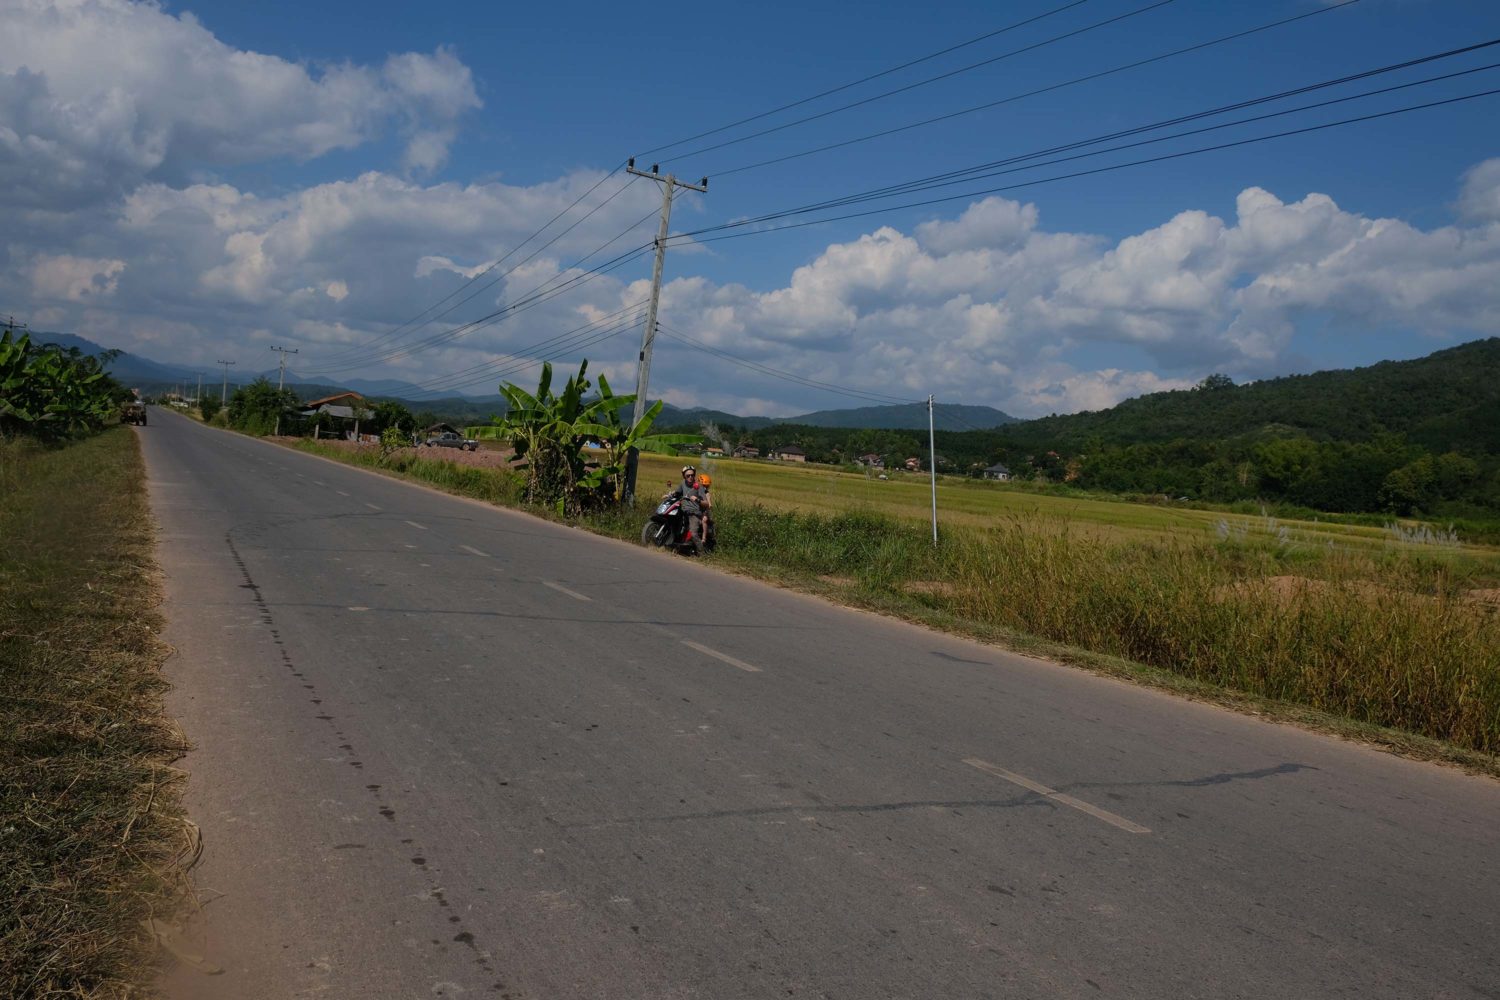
<box><xmin>142</xmin><ymin>410</ymin><xmax>1500</xmax><ymax>1000</ymax></box>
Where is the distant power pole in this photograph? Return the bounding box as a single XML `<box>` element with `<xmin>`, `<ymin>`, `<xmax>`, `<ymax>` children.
<box><xmin>3</xmin><ymin>315</ymin><xmax>26</xmax><ymax>336</ymax></box>
<box><xmin>217</xmin><ymin>359</ymin><xmax>236</xmax><ymax>405</ymax></box>
<box><xmin>622</xmin><ymin>158</ymin><xmax>708</xmax><ymax>502</ymax></box>
<box><xmin>270</xmin><ymin>346</ymin><xmax>299</xmax><ymax>435</ymax></box>
<box><xmin>197</xmin><ymin>372</ymin><xmax>204</xmax><ymax>402</ymax></box>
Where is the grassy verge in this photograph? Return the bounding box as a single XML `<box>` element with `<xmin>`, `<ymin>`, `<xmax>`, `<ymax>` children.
<box><xmin>1</xmin><ymin>428</ymin><xmax>193</xmax><ymax>997</ymax></box>
<box><xmin>287</xmin><ymin>438</ymin><xmax>1500</xmax><ymax>771</ymax></box>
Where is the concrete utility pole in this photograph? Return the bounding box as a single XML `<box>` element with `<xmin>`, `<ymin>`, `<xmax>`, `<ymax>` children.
<box><xmin>3</xmin><ymin>315</ymin><xmax>26</xmax><ymax>336</ymax></box>
<box><xmin>197</xmin><ymin>372</ymin><xmax>204</xmax><ymax>403</ymax></box>
<box><xmin>622</xmin><ymin>158</ymin><xmax>707</xmax><ymax>502</ymax></box>
<box><xmin>928</xmin><ymin>395</ymin><xmax>939</xmax><ymax>546</ymax></box>
<box><xmin>270</xmin><ymin>346</ymin><xmax>299</xmax><ymax>435</ymax></box>
<box><xmin>217</xmin><ymin>359</ymin><xmax>236</xmax><ymax>405</ymax></box>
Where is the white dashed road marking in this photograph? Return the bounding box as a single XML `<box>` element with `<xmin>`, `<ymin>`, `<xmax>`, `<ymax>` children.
<box><xmin>336</xmin><ymin>490</ymin><xmax>350</xmax><ymax>497</ymax></box>
<box><xmin>542</xmin><ymin>581</ymin><xmax>591</xmax><ymax>602</ymax></box>
<box><xmin>962</xmin><ymin>758</ymin><xmax>1151</xmax><ymax>834</ymax></box>
<box><xmin>365</xmin><ymin>503</ymin><xmax>381</xmax><ymax>510</ymax></box>
<box><xmin>459</xmin><ymin>544</ymin><xmax>490</xmax><ymax>558</ymax></box>
<box><xmin>681</xmin><ymin>639</ymin><xmax>762</xmax><ymax>673</ymax></box>
<box><xmin>404</xmin><ymin>520</ymin><xmax>427</xmax><ymax>530</ymax></box>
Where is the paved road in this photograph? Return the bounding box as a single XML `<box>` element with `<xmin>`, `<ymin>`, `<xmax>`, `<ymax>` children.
<box><xmin>142</xmin><ymin>410</ymin><xmax>1499</xmax><ymax>1000</ymax></box>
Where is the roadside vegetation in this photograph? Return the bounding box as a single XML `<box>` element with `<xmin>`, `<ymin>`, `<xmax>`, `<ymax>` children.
<box><xmin>1</xmin><ymin>428</ymin><xmax>193</xmax><ymax>997</ymax></box>
<box><xmin>1</xmin><ymin>329</ymin><xmax>133</xmax><ymax>442</ymax></box>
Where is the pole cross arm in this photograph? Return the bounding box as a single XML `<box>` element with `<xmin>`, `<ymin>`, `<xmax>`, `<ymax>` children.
<box><xmin>626</xmin><ymin>164</ymin><xmax>708</xmax><ymax>193</ymax></box>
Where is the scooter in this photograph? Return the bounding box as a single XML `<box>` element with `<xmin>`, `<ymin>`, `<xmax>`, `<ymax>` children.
<box><xmin>641</xmin><ymin>491</ymin><xmax>715</xmax><ymax>554</ymax></box>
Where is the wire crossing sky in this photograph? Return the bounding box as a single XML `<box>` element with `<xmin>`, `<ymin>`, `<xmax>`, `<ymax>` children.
<box><xmin>4</xmin><ymin>0</ymin><xmax>1499</xmax><ymax>418</ymax></box>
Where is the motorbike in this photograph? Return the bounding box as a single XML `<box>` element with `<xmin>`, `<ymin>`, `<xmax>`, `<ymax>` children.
<box><xmin>641</xmin><ymin>491</ymin><xmax>715</xmax><ymax>554</ymax></box>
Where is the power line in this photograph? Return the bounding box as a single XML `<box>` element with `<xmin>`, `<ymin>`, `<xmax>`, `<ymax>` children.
<box><xmin>305</xmin><ymin>171</ymin><xmax>642</xmax><ymax>367</ymax></box>
<box><xmin>405</xmin><ymin>312</ymin><xmax>646</xmax><ymax>399</ymax></box>
<box><xmin>679</xmin><ymin>47</ymin><xmax>1500</xmax><ymax>236</ymax></box>
<box><xmin>667</xmin><ymin>86</ymin><xmax>1500</xmax><ymax>246</ymax></box>
<box><xmin>305</xmin><ymin>220</ymin><xmax>659</xmax><ymax>375</ymax></box>
<box><xmin>634</xmin><ymin>0</ymin><xmax>1096</xmax><ymax>159</ymax></box>
<box><xmin>701</xmin><ymin>0</ymin><xmax>1365</xmax><ymax>179</ymax></box>
<box><xmin>781</xmin><ymin>45</ymin><xmax>1500</xmax><ymax>214</ymax></box>
<box><xmin>662</xmin><ymin>0</ymin><xmax>1181</xmax><ymax>167</ymax></box>
<box><xmin>400</xmin><ymin>300</ymin><xmax>648</xmax><ymax>397</ymax></box>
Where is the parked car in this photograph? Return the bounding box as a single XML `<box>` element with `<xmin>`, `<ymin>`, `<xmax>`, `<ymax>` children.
<box><xmin>423</xmin><ymin>430</ymin><xmax>478</xmax><ymax>451</ymax></box>
<box><xmin>121</xmin><ymin>401</ymin><xmax>147</xmax><ymax>426</ymax></box>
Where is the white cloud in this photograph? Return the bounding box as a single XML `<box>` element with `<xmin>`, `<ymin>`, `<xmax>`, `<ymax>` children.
<box><xmin>0</xmin><ymin>0</ymin><xmax>480</xmax><ymax>211</ymax></box>
<box><xmin>29</xmin><ymin>254</ymin><xmax>125</xmax><ymax>301</ymax></box>
<box><xmin>1457</xmin><ymin>157</ymin><xmax>1500</xmax><ymax>223</ymax></box>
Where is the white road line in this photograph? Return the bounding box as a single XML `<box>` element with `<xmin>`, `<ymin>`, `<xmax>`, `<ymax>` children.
<box><xmin>542</xmin><ymin>581</ymin><xmax>591</xmax><ymax>602</ymax></box>
<box><xmin>365</xmin><ymin>502</ymin><xmax>381</xmax><ymax>510</ymax></box>
<box><xmin>459</xmin><ymin>544</ymin><xmax>490</xmax><ymax>558</ymax></box>
<box><xmin>681</xmin><ymin>639</ymin><xmax>762</xmax><ymax>673</ymax></box>
<box><xmin>404</xmin><ymin>520</ymin><xmax>427</xmax><ymax>530</ymax></box>
<box><xmin>336</xmin><ymin>490</ymin><xmax>350</xmax><ymax>497</ymax></box>
<box><xmin>313</xmin><ymin>480</ymin><xmax>326</xmax><ymax>486</ymax></box>
<box><xmin>962</xmin><ymin>758</ymin><xmax>1151</xmax><ymax>835</ymax></box>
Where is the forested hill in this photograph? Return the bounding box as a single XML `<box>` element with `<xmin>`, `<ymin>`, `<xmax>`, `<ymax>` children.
<box><xmin>1005</xmin><ymin>338</ymin><xmax>1500</xmax><ymax>455</ymax></box>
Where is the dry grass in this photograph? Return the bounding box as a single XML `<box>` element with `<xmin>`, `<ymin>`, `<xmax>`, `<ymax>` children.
<box><xmin>1</xmin><ymin>429</ymin><xmax>195</xmax><ymax>998</ymax></box>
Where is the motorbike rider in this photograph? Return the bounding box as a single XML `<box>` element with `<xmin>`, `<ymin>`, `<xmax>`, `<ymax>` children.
<box><xmin>668</xmin><ymin>465</ymin><xmax>711</xmax><ymax>552</ymax></box>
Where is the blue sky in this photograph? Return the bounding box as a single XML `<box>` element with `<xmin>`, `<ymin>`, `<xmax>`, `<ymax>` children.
<box><xmin>3</xmin><ymin>0</ymin><xmax>1499</xmax><ymax>416</ymax></box>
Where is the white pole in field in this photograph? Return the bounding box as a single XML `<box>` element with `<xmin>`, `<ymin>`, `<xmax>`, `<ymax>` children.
<box><xmin>928</xmin><ymin>394</ymin><xmax>938</xmax><ymax>545</ymax></box>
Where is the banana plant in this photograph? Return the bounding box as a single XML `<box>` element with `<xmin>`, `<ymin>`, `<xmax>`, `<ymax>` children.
<box><xmin>469</xmin><ymin>360</ymin><xmax>697</xmax><ymax>510</ymax></box>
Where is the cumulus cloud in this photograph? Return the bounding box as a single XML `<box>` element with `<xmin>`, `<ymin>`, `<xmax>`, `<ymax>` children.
<box><xmin>1457</xmin><ymin>158</ymin><xmax>1500</xmax><ymax>223</ymax></box>
<box><xmin>0</xmin><ymin>0</ymin><xmax>479</xmax><ymax>211</ymax></box>
<box><xmin>29</xmin><ymin>254</ymin><xmax>125</xmax><ymax>301</ymax></box>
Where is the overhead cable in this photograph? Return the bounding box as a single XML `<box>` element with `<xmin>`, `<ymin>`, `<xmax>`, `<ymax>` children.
<box><xmin>701</xmin><ymin>0</ymin><xmax>1365</xmax><ymax>179</ymax></box>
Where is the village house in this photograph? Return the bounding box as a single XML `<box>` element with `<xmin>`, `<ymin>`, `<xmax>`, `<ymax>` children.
<box><xmin>769</xmin><ymin>444</ymin><xmax>807</xmax><ymax>463</ymax></box>
<box><xmin>903</xmin><ymin>456</ymin><xmax>921</xmax><ymax>472</ymax></box>
<box><xmin>982</xmin><ymin>463</ymin><xmax>1011</xmax><ymax>481</ymax></box>
<box><xmin>855</xmin><ymin>453</ymin><xmax>884</xmax><ymax>468</ymax></box>
<box><xmin>704</xmin><ymin>446</ymin><xmax>726</xmax><ymax>458</ymax></box>
<box><xmin>299</xmin><ymin>391</ymin><xmax>369</xmax><ymax>440</ymax></box>
<box><xmin>733</xmin><ymin>445</ymin><xmax>760</xmax><ymax>459</ymax></box>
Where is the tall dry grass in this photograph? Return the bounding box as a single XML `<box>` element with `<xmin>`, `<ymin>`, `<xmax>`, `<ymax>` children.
<box><xmin>1</xmin><ymin>429</ymin><xmax>195</xmax><ymax>997</ymax></box>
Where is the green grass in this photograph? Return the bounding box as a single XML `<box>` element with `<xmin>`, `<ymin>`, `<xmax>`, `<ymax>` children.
<box><xmin>289</xmin><ymin>438</ymin><xmax>1500</xmax><ymax>763</ymax></box>
<box><xmin>1</xmin><ymin>429</ymin><xmax>194</xmax><ymax>998</ymax></box>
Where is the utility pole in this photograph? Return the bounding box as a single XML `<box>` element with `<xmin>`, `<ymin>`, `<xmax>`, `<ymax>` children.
<box><xmin>3</xmin><ymin>315</ymin><xmax>26</xmax><ymax>336</ymax></box>
<box><xmin>196</xmin><ymin>372</ymin><xmax>204</xmax><ymax>403</ymax></box>
<box><xmin>217</xmin><ymin>359</ymin><xmax>236</xmax><ymax>405</ymax></box>
<box><xmin>928</xmin><ymin>395</ymin><xmax>938</xmax><ymax>546</ymax></box>
<box><xmin>622</xmin><ymin>158</ymin><xmax>708</xmax><ymax>502</ymax></box>
<box><xmin>270</xmin><ymin>346</ymin><xmax>299</xmax><ymax>436</ymax></box>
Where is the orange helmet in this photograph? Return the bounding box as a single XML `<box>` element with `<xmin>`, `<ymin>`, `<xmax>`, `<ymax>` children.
<box><xmin>698</xmin><ymin>473</ymin><xmax>711</xmax><ymax>488</ymax></box>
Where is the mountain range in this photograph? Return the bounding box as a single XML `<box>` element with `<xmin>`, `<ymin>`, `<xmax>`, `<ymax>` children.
<box><xmin>36</xmin><ymin>331</ymin><xmax>1018</xmax><ymax>431</ymax></box>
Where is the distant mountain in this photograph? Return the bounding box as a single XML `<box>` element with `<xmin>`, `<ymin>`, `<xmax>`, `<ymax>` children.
<box><xmin>786</xmin><ymin>402</ymin><xmax>1016</xmax><ymax>430</ymax></box>
<box><xmin>32</xmin><ymin>332</ymin><xmax>210</xmax><ymax>386</ymax></box>
<box><xmin>657</xmin><ymin>405</ymin><xmax>777</xmax><ymax>430</ymax></box>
